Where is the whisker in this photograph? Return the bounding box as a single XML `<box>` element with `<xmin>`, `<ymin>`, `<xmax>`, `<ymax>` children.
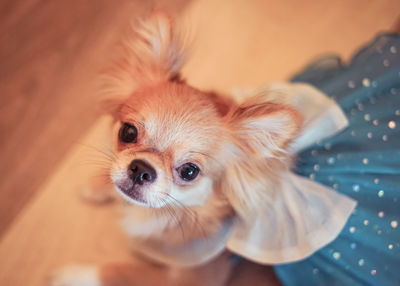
<box><xmin>158</xmin><ymin>197</ymin><xmax>185</xmax><ymax>239</ymax></box>
<box><xmin>159</xmin><ymin>192</ymin><xmax>207</xmax><ymax>238</ymax></box>
<box><xmin>77</xmin><ymin>160</ymin><xmax>112</xmax><ymax>167</ymax></box>
<box><xmin>76</xmin><ymin>142</ymin><xmax>117</xmax><ymax>161</ymax></box>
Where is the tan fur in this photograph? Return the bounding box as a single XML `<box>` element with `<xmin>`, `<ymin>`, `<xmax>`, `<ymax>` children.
<box><xmin>99</xmin><ymin>11</ymin><xmax>187</xmax><ymax>113</ymax></box>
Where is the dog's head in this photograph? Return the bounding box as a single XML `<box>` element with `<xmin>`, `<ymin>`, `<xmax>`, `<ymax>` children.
<box><xmin>104</xmin><ymin>13</ymin><xmax>302</xmax><ymax>215</ymax></box>
<box><xmin>110</xmin><ymin>82</ymin><xmax>229</xmax><ymax>208</ymax></box>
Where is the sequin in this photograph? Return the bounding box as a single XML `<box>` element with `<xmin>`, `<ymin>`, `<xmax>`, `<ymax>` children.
<box><xmin>390</xmin><ymin>46</ymin><xmax>397</xmax><ymax>53</ymax></box>
<box><xmin>378</xmin><ymin>190</ymin><xmax>384</xmax><ymax>197</ymax></box>
<box><xmin>382</xmin><ymin>135</ymin><xmax>388</xmax><ymax>141</ymax></box>
<box><xmin>349</xmin><ymin>226</ymin><xmax>356</xmax><ymax>233</ymax></box>
<box><xmin>350</xmin><ymin>243</ymin><xmax>357</xmax><ymax>249</ymax></box>
<box><xmin>351</xmin><ymin>130</ymin><xmax>356</xmax><ymax>136</ymax></box>
<box><xmin>352</xmin><ymin>184</ymin><xmax>360</xmax><ymax>192</ymax></box>
<box><xmin>333</xmin><ymin>252</ymin><xmax>341</xmax><ymax>260</ymax></box>
<box><xmin>358</xmin><ymin>259</ymin><xmax>365</xmax><ymax>266</ymax></box>
<box><xmin>367</xmin><ymin>132</ymin><xmax>373</xmax><ymax>139</ymax></box>
<box><xmin>309</xmin><ymin>173</ymin><xmax>315</xmax><ymax>180</ymax></box>
<box><xmin>364</xmin><ymin>114</ymin><xmax>371</xmax><ymax>121</ymax></box>
<box><xmin>388</xmin><ymin>121</ymin><xmax>396</xmax><ymax>129</ymax></box>
<box><xmin>374</xmin><ymin>178</ymin><xmax>379</xmax><ymax>184</ymax></box>
<box><xmin>313</xmin><ymin>164</ymin><xmax>320</xmax><ymax>171</ymax></box>
<box><xmin>378</xmin><ymin>211</ymin><xmax>384</xmax><ymax>218</ymax></box>
<box><xmin>324</xmin><ymin>143</ymin><xmax>332</xmax><ymax>150</ymax></box>
<box><xmin>383</xmin><ymin>59</ymin><xmax>390</xmax><ymax>67</ymax></box>
<box><xmin>371</xmin><ymin>81</ymin><xmax>378</xmax><ymax>87</ymax></box>
<box><xmin>391</xmin><ymin>221</ymin><xmax>398</xmax><ymax>228</ymax></box>
<box><xmin>373</xmin><ymin>119</ymin><xmax>379</xmax><ymax>126</ymax></box>
<box><xmin>357</xmin><ymin>103</ymin><xmax>364</xmax><ymax>111</ymax></box>
<box><xmin>377</xmin><ymin>230</ymin><xmax>382</xmax><ymax>235</ymax></box>
<box><xmin>311</xmin><ymin>150</ymin><xmax>318</xmax><ymax>156</ymax></box>
<box><xmin>313</xmin><ymin>268</ymin><xmax>319</xmax><ymax>274</ymax></box>
<box><xmin>362</xmin><ymin>78</ymin><xmax>370</xmax><ymax>87</ymax></box>
<box><xmin>327</xmin><ymin>157</ymin><xmax>335</xmax><ymax>165</ymax></box>
<box><xmin>396</xmin><ymin>109</ymin><xmax>400</xmax><ymax>116</ymax></box>
<box><xmin>333</xmin><ymin>183</ymin><xmax>339</xmax><ymax>189</ymax></box>
<box><xmin>390</xmin><ymin>88</ymin><xmax>397</xmax><ymax>95</ymax></box>
<box><xmin>364</xmin><ymin>220</ymin><xmax>369</xmax><ymax>226</ymax></box>
<box><xmin>363</xmin><ymin>158</ymin><xmax>369</xmax><ymax>164</ymax></box>
<box><xmin>388</xmin><ymin>244</ymin><xmax>393</xmax><ymax>249</ymax></box>
<box><xmin>348</xmin><ymin>80</ymin><xmax>356</xmax><ymax>88</ymax></box>
<box><xmin>371</xmin><ymin>270</ymin><xmax>377</xmax><ymax>275</ymax></box>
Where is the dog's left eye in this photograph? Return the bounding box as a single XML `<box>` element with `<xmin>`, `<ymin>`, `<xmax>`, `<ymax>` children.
<box><xmin>176</xmin><ymin>163</ymin><xmax>200</xmax><ymax>181</ymax></box>
<box><xmin>119</xmin><ymin>122</ymin><xmax>138</xmax><ymax>143</ymax></box>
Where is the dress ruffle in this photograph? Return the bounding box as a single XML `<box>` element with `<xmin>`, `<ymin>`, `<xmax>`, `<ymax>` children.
<box><xmin>275</xmin><ymin>33</ymin><xmax>400</xmax><ymax>286</ymax></box>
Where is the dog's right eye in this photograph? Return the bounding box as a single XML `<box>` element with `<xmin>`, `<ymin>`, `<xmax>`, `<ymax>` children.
<box><xmin>176</xmin><ymin>163</ymin><xmax>200</xmax><ymax>182</ymax></box>
<box><xmin>119</xmin><ymin>122</ymin><xmax>138</xmax><ymax>143</ymax></box>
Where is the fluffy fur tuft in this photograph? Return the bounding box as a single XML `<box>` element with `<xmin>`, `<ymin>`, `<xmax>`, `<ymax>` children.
<box><xmin>99</xmin><ymin>11</ymin><xmax>187</xmax><ymax>112</ymax></box>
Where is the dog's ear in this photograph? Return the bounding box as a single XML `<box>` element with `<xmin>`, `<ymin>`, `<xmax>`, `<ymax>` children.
<box><xmin>228</xmin><ymin>99</ymin><xmax>303</xmax><ymax>158</ymax></box>
<box><xmin>223</xmin><ymin>85</ymin><xmax>356</xmax><ymax>264</ymax></box>
<box><xmin>129</xmin><ymin>11</ymin><xmax>186</xmax><ymax>83</ymax></box>
<box><xmin>99</xmin><ymin>11</ymin><xmax>186</xmax><ymax>116</ymax></box>
<box><xmin>221</xmin><ymin>99</ymin><xmax>303</xmax><ymax>217</ymax></box>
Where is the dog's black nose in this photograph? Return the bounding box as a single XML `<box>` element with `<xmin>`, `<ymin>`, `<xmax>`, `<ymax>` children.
<box><xmin>129</xmin><ymin>159</ymin><xmax>157</xmax><ymax>185</ymax></box>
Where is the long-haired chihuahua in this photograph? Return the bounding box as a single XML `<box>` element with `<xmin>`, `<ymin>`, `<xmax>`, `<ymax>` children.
<box><xmin>51</xmin><ymin>11</ymin><xmax>355</xmax><ymax>286</ymax></box>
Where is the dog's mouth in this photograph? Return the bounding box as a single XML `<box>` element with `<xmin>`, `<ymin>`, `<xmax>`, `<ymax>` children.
<box><xmin>114</xmin><ymin>182</ymin><xmax>148</xmax><ymax>206</ymax></box>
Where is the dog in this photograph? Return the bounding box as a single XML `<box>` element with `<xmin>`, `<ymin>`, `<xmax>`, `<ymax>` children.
<box><xmin>51</xmin><ymin>11</ymin><xmax>355</xmax><ymax>286</ymax></box>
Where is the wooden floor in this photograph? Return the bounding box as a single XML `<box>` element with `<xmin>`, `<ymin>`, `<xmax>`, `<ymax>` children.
<box><xmin>0</xmin><ymin>0</ymin><xmax>399</xmax><ymax>285</ymax></box>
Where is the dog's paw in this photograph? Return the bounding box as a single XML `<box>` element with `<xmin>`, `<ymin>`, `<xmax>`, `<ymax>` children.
<box><xmin>49</xmin><ymin>265</ymin><xmax>101</xmax><ymax>286</ymax></box>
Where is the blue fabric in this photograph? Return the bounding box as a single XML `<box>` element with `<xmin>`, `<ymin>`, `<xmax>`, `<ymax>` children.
<box><xmin>274</xmin><ymin>34</ymin><xmax>400</xmax><ymax>286</ymax></box>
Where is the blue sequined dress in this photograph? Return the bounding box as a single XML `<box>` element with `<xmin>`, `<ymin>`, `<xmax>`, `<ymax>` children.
<box><xmin>274</xmin><ymin>34</ymin><xmax>400</xmax><ymax>286</ymax></box>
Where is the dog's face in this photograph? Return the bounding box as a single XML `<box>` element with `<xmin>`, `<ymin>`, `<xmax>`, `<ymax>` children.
<box><xmin>104</xmin><ymin>13</ymin><xmax>302</xmax><ymax>215</ymax></box>
<box><xmin>110</xmin><ymin>83</ymin><xmax>230</xmax><ymax>208</ymax></box>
